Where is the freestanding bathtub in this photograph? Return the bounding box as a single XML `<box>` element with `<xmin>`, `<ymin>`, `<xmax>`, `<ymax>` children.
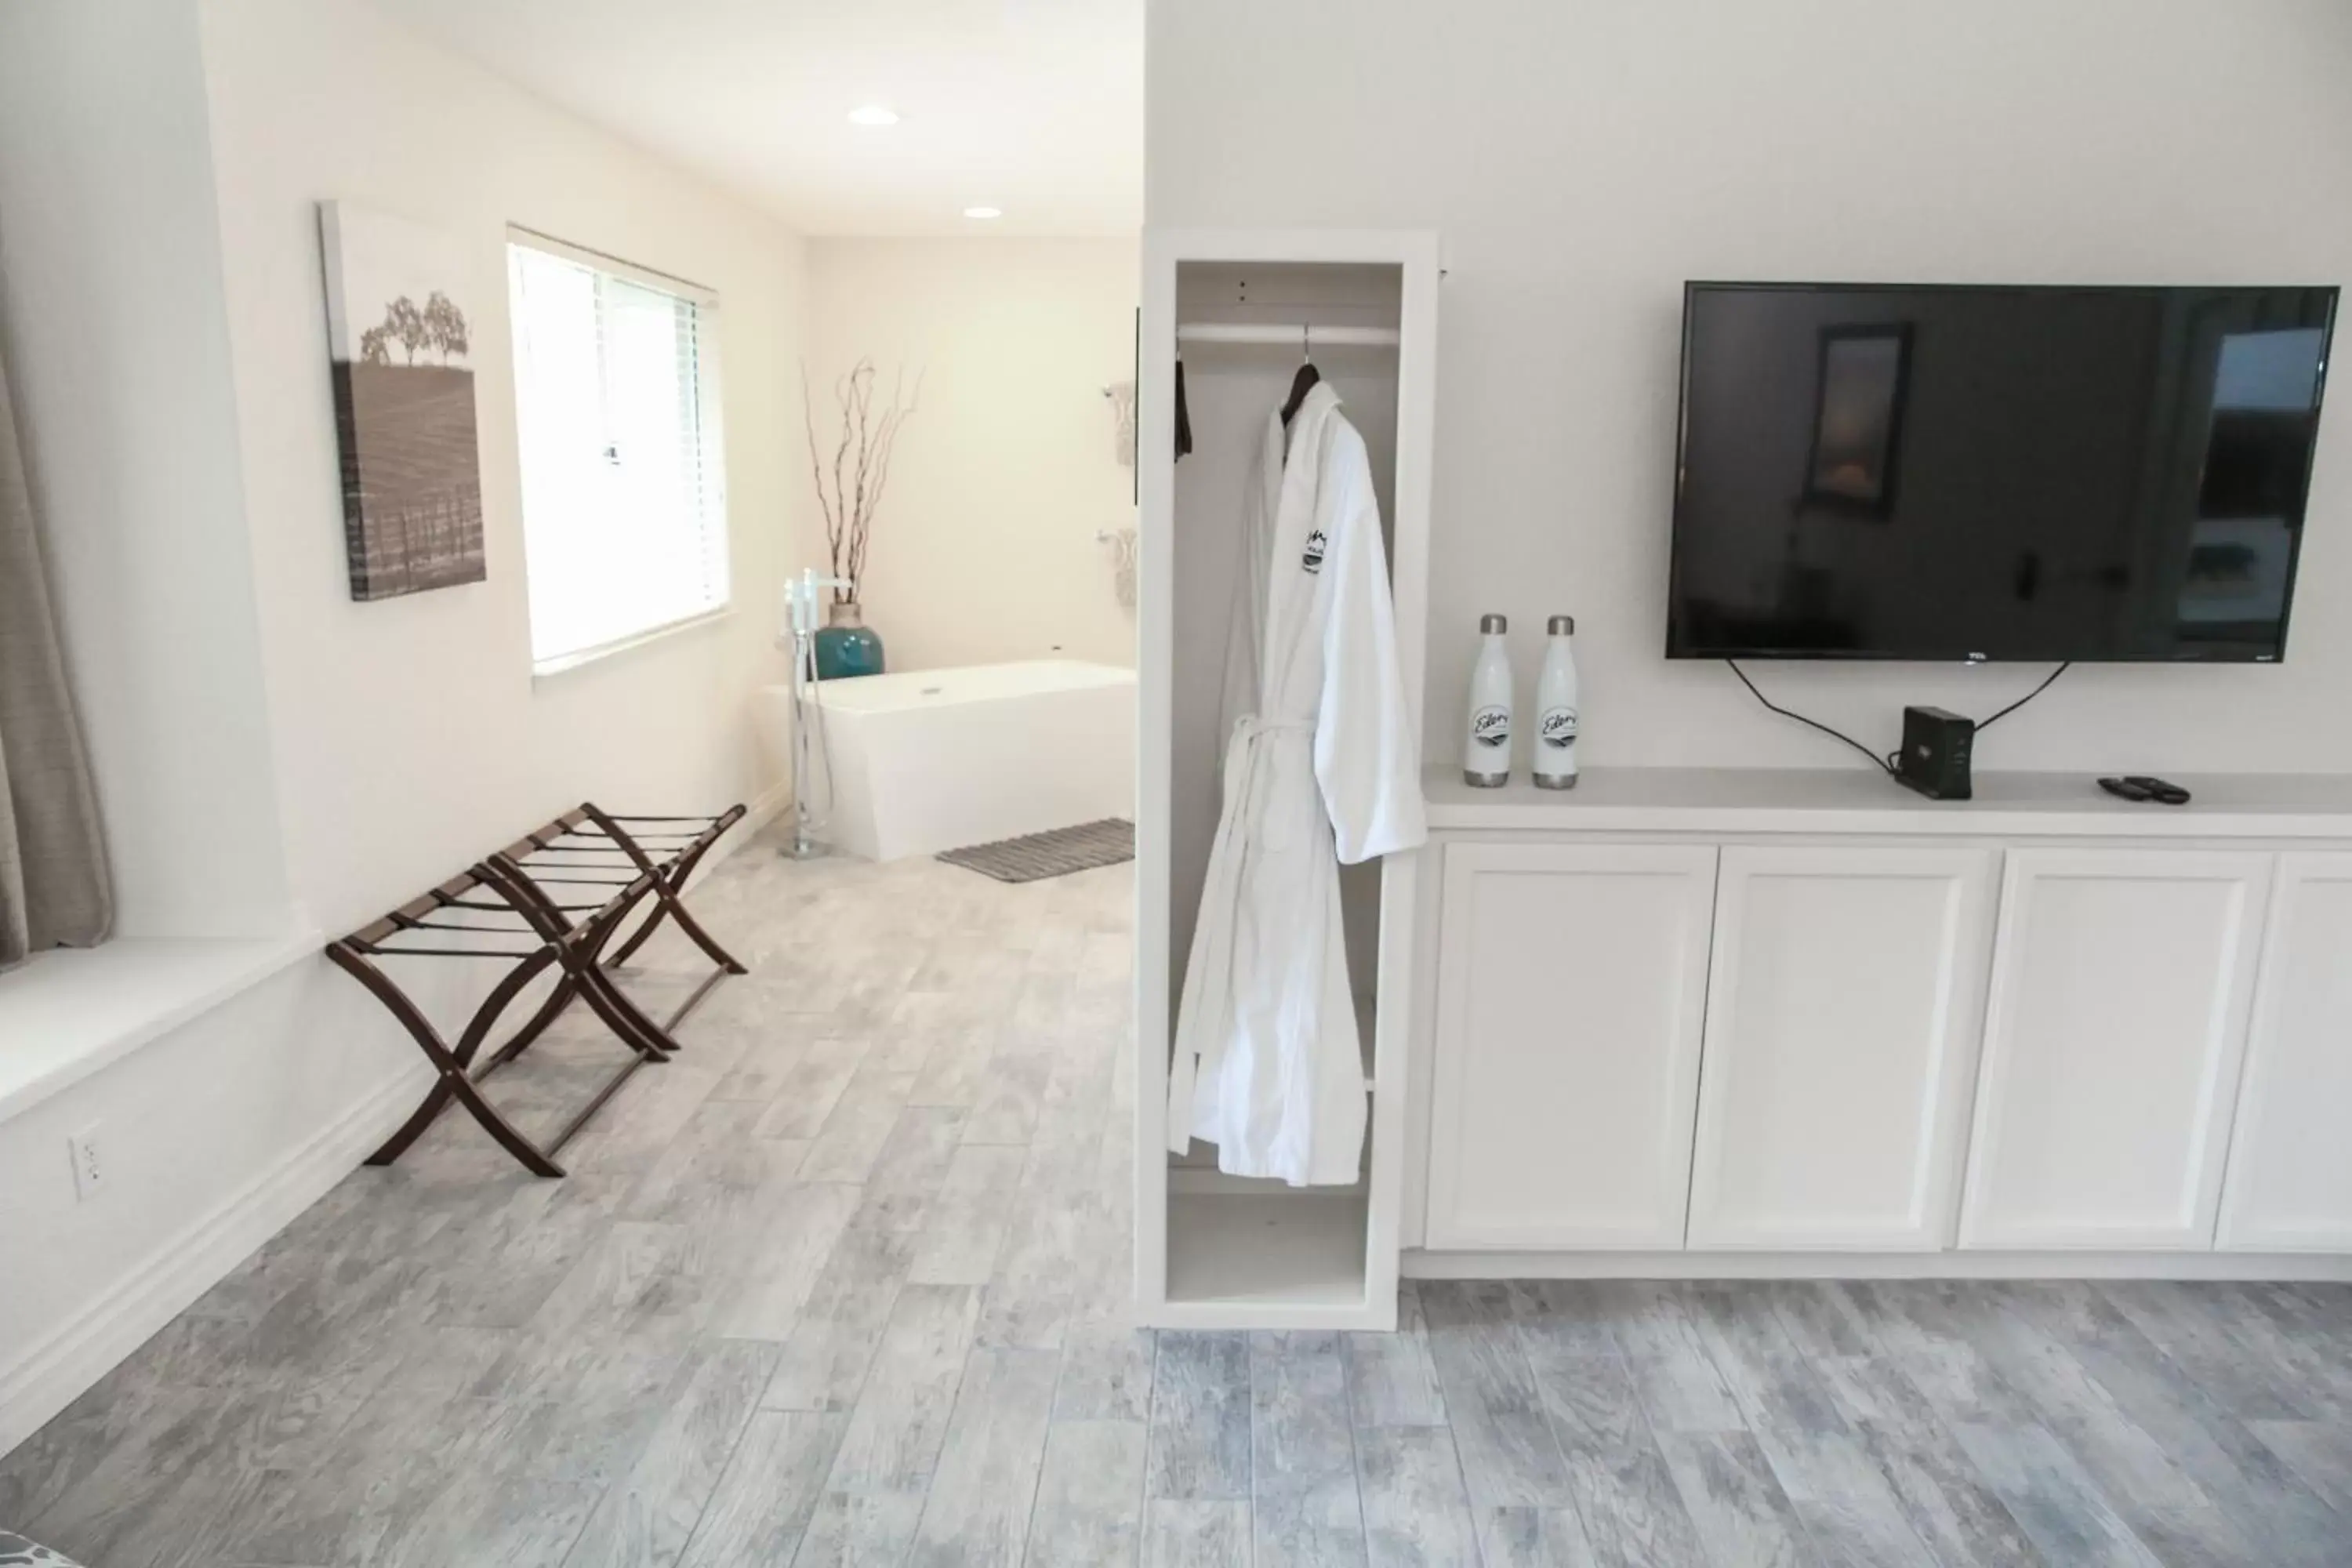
<box><xmin>766</xmin><ymin>659</ymin><xmax>1137</xmax><ymax>862</ymax></box>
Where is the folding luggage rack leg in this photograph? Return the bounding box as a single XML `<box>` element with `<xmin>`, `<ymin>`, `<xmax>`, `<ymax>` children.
<box><xmin>589</xmin><ymin>804</ymin><xmax>751</xmax><ymax>978</ymax></box>
<box><xmin>328</xmin><ymin>938</ymin><xmax>578</xmax><ymax>1178</ymax></box>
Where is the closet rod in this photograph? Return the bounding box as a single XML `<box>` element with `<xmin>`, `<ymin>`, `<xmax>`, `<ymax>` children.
<box><xmin>1176</xmin><ymin>323</ymin><xmax>1401</xmax><ymax>347</ymax></box>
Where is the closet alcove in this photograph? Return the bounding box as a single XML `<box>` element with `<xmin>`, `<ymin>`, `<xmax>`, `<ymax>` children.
<box><xmin>1134</xmin><ymin>230</ymin><xmax>1441</xmax><ymax>1330</ymax></box>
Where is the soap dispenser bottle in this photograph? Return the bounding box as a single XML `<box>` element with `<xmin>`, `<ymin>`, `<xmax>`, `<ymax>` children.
<box><xmin>1533</xmin><ymin>615</ymin><xmax>1580</xmax><ymax>790</ymax></box>
<box><xmin>1464</xmin><ymin>613</ymin><xmax>1514</xmax><ymax>787</ymax></box>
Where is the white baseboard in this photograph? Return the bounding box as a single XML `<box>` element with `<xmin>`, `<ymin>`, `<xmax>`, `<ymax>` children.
<box><xmin>732</xmin><ymin>779</ymin><xmax>792</xmax><ymax>842</ymax></box>
<box><xmin>684</xmin><ymin>778</ymin><xmax>789</xmax><ymax>889</ymax></box>
<box><xmin>1167</xmin><ymin>1168</ymin><xmax>1368</xmax><ymax>1198</ymax></box>
<box><xmin>0</xmin><ymin>1065</ymin><xmax>424</xmax><ymax>1457</ymax></box>
<box><xmin>1403</xmin><ymin>1248</ymin><xmax>2352</xmax><ymax>1283</ymax></box>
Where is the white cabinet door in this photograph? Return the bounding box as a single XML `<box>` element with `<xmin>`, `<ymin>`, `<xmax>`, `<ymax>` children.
<box><xmin>1687</xmin><ymin>846</ymin><xmax>1998</xmax><ymax>1250</ymax></box>
<box><xmin>1425</xmin><ymin>841</ymin><xmax>1717</xmax><ymax>1250</ymax></box>
<box><xmin>1958</xmin><ymin>848</ymin><xmax>2270</xmax><ymax>1250</ymax></box>
<box><xmin>2217</xmin><ymin>852</ymin><xmax>2352</xmax><ymax>1251</ymax></box>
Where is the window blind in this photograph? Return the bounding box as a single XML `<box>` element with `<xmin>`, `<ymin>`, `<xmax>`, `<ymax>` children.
<box><xmin>507</xmin><ymin>234</ymin><xmax>728</xmax><ymax>671</ymax></box>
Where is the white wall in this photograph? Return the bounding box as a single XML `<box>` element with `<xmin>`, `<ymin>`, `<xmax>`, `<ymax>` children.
<box><xmin>199</xmin><ymin>0</ymin><xmax>804</xmax><ymax>931</ymax></box>
<box><xmin>0</xmin><ymin>0</ymin><xmax>293</xmax><ymax>939</ymax></box>
<box><xmin>0</xmin><ymin>0</ymin><xmax>804</xmax><ymax>1453</ymax></box>
<box><xmin>805</xmin><ymin>238</ymin><xmax>1138</xmax><ymax>671</ymax></box>
<box><xmin>1147</xmin><ymin>0</ymin><xmax>2352</xmax><ymax>774</ymax></box>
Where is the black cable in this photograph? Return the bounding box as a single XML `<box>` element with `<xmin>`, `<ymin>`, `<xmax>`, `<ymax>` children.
<box><xmin>1726</xmin><ymin>660</ymin><xmax>1897</xmax><ymax>778</ymax></box>
<box><xmin>1972</xmin><ymin>661</ymin><xmax>2071</xmax><ymax>734</ymax></box>
<box><xmin>1726</xmin><ymin>659</ymin><xmax>2073</xmax><ymax>776</ymax></box>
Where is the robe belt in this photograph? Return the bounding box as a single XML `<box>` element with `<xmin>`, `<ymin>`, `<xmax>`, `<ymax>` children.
<box><xmin>1227</xmin><ymin>712</ymin><xmax>1316</xmax><ymax>756</ymax></box>
<box><xmin>1218</xmin><ymin>714</ymin><xmax>1316</xmax><ymax>841</ymax></box>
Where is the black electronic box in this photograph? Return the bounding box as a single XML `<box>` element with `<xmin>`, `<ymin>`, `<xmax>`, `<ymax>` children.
<box><xmin>1896</xmin><ymin>706</ymin><xmax>1975</xmax><ymax>800</ymax></box>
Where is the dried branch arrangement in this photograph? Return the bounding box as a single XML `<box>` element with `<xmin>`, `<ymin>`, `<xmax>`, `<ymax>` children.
<box><xmin>801</xmin><ymin>358</ymin><xmax>921</xmax><ymax>604</ymax></box>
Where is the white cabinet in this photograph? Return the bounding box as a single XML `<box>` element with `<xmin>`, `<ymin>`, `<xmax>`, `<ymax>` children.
<box><xmin>1408</xmin><ymin>772</ymin><xmax>2352</xmax><ymax>1273</ymax></box>
<box><xmin>1687</xmin><ymin>846</ymin><xmax>1998</xmax><ymax>1250</ymax></box>
<box><xmin>1958</xmin><ymin>848</ymin><xmax>2270</xmax><ymax>1250</ymax></box>
<box><xmin>1425</xmin><ymin>842</ymin><xmax>1716</xmax><ymax>1249</ymax></box>
<box><xmin>2217</xmin><ymin>853</ymin><xmax>2352</xmax><ymax>1251</ymax></box>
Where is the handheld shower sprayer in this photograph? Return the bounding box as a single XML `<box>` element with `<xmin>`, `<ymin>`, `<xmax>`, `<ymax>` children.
<box><xmin>779</xmin><ymin>568</ymin><xmax>852</xmax><ymax>859</ymax></box>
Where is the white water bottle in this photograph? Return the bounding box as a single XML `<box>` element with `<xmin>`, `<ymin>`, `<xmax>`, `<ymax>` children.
<box><xmin>1534</xmin><ymin>615</ymin><xmax>1580</xmax><ymax>790</ymax></box>
<box><xmin>1464</xmin><ymin>613</ymin><xmax>1514</xmax><ymax>787</ymax></box>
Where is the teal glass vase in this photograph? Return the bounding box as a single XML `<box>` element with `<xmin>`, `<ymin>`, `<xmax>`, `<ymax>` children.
<box><xmin>814</xmin><ymin>601</ymin><xmax>885</xmax><ymax>679</ymax></box>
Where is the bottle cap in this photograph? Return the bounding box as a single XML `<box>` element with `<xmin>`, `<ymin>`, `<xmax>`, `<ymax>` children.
<box><xmin>1549</xmin><ymin>615</ymin><xmax>1575</xmax><ymax>635</ymax></box>
<box><xmin>1479</xmin><ymin>613</ymin><xmax>1508</xmax><ymax>634</ymax></box>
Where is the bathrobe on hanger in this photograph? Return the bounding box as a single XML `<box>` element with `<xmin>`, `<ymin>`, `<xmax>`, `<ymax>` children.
<box><xmin>1170</xmin><ymin>381</ymin><xmax>1426</xmax><ymax>1187</ymax></box>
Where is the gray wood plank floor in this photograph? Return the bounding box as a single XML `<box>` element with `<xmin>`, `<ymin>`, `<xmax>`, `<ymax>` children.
<box><xmin>7</xmin><ymin>848</ymin><xmax>2352</xmax><ymax>1566</ymax></box>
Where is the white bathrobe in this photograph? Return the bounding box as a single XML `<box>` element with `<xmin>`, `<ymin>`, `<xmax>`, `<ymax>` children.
<box><xmin>1170</xmin><ymin>382</ymin><xmax>1426</xmax><ymax>1187</ymax></box>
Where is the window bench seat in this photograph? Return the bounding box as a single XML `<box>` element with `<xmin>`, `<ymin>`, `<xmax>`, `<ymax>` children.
<box><xmin>0</xmin><ymin>932</ymin><xmax>319</xmax><ymax>1126</ymax></box>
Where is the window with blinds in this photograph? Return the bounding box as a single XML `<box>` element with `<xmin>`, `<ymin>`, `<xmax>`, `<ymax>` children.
<box><xmin>506</xmin><ymin>232</ymin><xmax>728</xmax><ymax>673</ymax></box>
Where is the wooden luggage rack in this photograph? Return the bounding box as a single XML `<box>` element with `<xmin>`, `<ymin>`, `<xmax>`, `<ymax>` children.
<box><xmin>327</xmin><ymin>802</ymin><xmax>748</xmax><ymax>1177</ymax></box>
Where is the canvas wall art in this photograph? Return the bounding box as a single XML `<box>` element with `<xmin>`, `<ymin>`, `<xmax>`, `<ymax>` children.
<box><xmin>320</xmin><ymin>200</ymin><xmax>487</xmax><ymax>599</ymax></box>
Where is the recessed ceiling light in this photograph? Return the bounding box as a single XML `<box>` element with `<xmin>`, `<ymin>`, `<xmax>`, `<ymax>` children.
<box><xmin>963</xmin><ymin>206</ymin><xmax>1004</xmax><ymax>220</ymax></box>
<box><xmin>848</xmin><ymin>104</ymin><xmax>899</xmax><ymax>127</ymax></box>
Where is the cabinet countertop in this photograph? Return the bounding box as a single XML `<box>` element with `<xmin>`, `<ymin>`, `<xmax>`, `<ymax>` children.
<box><xmin>1421</xmin><ymin>764</ymin><xmax>2352</xmax><ymax>840</ymax></box>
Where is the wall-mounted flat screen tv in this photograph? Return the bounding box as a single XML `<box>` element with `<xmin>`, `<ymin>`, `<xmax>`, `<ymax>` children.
<box><xmin>1667</xmin><ymin>282</ymin><xmax>2337</xmax><ymax>662</ymax></box>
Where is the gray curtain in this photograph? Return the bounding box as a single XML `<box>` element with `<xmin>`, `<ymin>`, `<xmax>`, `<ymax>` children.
<box><xmin>0</xmin><ymin>331</ymin><xmax>111</xmax><ymax>966</ymax></box>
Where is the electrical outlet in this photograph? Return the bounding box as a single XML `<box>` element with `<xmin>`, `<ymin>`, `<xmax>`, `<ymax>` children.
<box><xmin>68</xmin><ymin>1126</ymin><xmax>103</xmax><ymax>1200</ymax></box>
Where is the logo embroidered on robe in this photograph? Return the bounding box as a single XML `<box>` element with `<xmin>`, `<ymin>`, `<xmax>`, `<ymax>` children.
<box><xmin>1301</xmin><ymin>529</ymin><xmax>1328</xmax><ymax>573</ymax></box>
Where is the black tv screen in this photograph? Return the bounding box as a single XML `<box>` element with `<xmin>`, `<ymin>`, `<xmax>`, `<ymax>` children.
<box><xmin>1667</xmin><ymin>282</ymin><xmax>2337</xmax><ymax>662</ymax></box>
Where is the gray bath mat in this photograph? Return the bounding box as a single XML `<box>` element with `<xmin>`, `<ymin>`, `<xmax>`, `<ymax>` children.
<box><xmin>939</xmin><ymin>818</ymin><xmax>1134</xmax><ymax>883</ymax></box>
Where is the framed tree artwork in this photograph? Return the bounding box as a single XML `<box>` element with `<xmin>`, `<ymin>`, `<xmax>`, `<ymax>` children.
<box><xmin>1802</xmin><ymin>322</ymin><xmax>1913</xmax><ymax>517</ymax></box>
<box><xmin>319</xmin><ymin>200</ymin><xmax>487</xmax><ymax>599</ymax></box>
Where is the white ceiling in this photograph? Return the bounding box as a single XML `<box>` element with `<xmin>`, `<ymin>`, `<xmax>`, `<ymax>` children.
<box><xmin>370</xmin><ymin>0</ymin><xmax>1142</xmax><ymax>237</ymax></box>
